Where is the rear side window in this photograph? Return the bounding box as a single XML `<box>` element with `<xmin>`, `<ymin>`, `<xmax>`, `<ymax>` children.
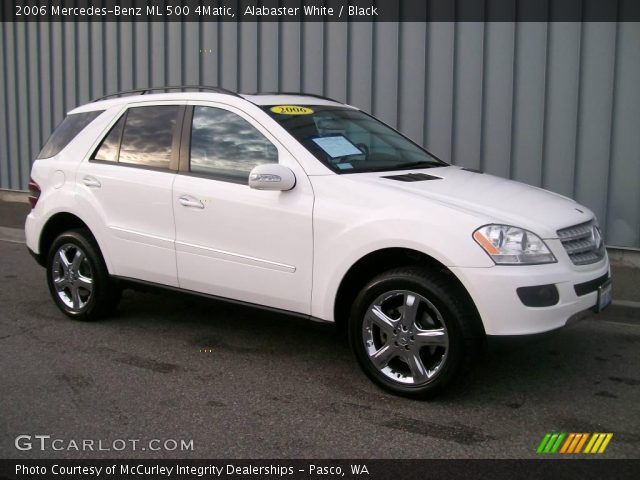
<box><xmin>37</xmin><ymin>111</ymin><xmax>103</xmax><ymax>159</ymax></box>
<box><xmin>91</xmin><ymin>105</ymin><xmax>180</xmax><ymax>169</ymax></box>
<box><xmin>93</xmin><ymin>115</ymin><xmax>125</xmax><ymax>162</ymax></box>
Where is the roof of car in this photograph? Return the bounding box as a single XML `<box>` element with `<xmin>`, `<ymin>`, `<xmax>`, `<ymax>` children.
<box><xmin>69</xmin><ymin>88</ymin><xmax>352</xmax><ymax>114</ymax></box>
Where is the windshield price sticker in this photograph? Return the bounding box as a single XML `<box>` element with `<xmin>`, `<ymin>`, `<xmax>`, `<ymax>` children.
<box><xmin>312</xmin><ymin>136</ymin><xmax>363</xmax><ymax>158</ymax></box>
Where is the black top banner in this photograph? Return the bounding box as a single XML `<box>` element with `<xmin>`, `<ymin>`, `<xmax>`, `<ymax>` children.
<box><xmin>2</xmin><ymin>0</ymin><xmax>639</xmax><ymax>22</ymax></box>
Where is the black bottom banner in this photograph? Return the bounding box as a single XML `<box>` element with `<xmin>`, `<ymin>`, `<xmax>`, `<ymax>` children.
<box><xmin>1</xmin><ymin>459</ymin><xmax>639</xmax><ymax>480</ymax></box>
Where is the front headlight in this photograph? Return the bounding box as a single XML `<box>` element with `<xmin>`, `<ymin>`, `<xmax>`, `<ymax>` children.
<box><xmin>473</xmin><ymin>225</ymin><xmax>556</xmax><ymax>265</ymax></box>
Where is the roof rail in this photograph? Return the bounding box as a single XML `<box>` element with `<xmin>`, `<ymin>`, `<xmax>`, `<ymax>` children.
<box><xmin>93</xmin><ymin>85</ymin><xmax>240</xmax><ymax>102</ymax></box>
<box><xmin>248</xmin><ymin>92</ymin><xmax>344</xmax><ymax>104</ymax></box>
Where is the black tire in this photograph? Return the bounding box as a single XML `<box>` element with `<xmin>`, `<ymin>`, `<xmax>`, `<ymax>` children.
<box><xmin>348</xmin><ymin>267</ymin><xmax>482</xmax><ymax>398</ymax></box>
<box><xmin>46</xmin><ymin>228</ymin><xmax>121</xmax><ymax>321</ymax></box>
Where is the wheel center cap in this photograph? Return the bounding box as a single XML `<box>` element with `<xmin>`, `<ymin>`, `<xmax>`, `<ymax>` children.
<box><xmin>397</xmin><ymin>334</ymin><xmax>409</xmax><ymax>346</ymax></box>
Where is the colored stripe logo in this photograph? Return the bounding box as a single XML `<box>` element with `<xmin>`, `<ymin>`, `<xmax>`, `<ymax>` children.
<box><xmin>537</xmin><ymin>433</ymin><xmax>613</xmax><ymax>454</ymax></box>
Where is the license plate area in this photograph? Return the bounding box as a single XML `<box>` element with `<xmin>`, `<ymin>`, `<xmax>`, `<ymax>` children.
<box><xmin>595</xmin><ymin>278</ymin><xmax>612</xmax><ymax>313</ymax></box>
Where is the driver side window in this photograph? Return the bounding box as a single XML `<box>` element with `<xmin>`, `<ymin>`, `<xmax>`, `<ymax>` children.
<box><xmin>190</xmin><ymin>106</ymin><xmax>278</xmax><ymax>182</ymax></box>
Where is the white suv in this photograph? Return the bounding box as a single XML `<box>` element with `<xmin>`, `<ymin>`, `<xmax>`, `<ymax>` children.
<box><xmin>25</xmin><ymin>87</ymin><xmax>612</xmax><ymax>397</ymax></box>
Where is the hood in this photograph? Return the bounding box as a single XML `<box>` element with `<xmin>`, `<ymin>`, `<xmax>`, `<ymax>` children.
<box><xmin>351</xmin><ymin>166</ymin><xmax>593</xmax><ymax>238</ymax></box>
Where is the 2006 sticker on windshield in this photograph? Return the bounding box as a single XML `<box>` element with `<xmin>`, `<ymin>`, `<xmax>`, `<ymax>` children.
<box><xmin>270</xmin><ymin>105</ymin><xmax>314</xmax><ymax>115</ymax></box>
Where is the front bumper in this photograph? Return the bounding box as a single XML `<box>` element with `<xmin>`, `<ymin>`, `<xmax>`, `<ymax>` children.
<box><xmin>451</xmin><ymin>248</ymin><xmax>610</xmax><ymax>336</ymax></box>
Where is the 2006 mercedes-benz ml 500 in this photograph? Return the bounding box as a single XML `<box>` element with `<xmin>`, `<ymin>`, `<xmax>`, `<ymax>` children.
<box><xmin>25</xmin><ymin>86</ymin><xmax>612</xmax><ymax>397</ymax></box>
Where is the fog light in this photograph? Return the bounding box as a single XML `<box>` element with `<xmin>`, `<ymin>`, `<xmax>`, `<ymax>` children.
<box><xmin>516</xmin><ymin>284</ymin><xmax>559</xmax><ymax>307</ymax></box>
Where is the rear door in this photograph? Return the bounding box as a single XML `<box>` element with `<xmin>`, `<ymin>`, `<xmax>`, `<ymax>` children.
<box><xmin>76</xmin><ymin>102</ymin><xmax>185</xmax><ymax>286</ymax></box>
<box><xmin>172</xmin><ymin>102</ymin><xmax>314</xmax><ymax>314</ymax></box>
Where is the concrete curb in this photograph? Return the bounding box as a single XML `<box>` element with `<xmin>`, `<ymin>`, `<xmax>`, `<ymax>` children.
<box><xmin>608</xmin><ymin>247</ymin><xmax>640</xmax><ymax>269</ymax></box>
<box><xmin>0</xmin><ymin>226</ymin><xmax>26</xmax><ymax>243</ymax></box>
<box><xmin>612</xmin><ymin>300</ymin><xmax>640</xmax><ymax>310</ymax></box>
<box><xmin>0</xmin><ymin>189</ymin><xmax>29</xmax><ymax>203</ymax></box>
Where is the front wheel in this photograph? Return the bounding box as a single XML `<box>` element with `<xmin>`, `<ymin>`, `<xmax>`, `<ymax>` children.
<box><xmin>349</xmin><ymin>267</ymin><xmax>481</xmax><ymax>398</ymax></box>
<box><xmin>46</xmin><ymin>229</ymin><xmax>120</xmax><ymax>321</ymax></box>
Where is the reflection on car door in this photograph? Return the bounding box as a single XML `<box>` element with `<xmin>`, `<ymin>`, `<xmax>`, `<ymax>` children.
<box><xmin>172</xmin><ymin>103</ymin><xmax>314</xmax><ymax>314</ymax></box>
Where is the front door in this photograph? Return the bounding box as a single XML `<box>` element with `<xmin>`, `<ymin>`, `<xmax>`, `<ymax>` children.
<box><xmin>172</xmin><ymin>103</ymin><xmax>314</xmax><ymax>314</ymax></box>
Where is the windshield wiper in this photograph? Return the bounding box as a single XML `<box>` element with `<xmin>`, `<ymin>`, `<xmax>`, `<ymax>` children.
<box><xmin>389</xmin><ymin>160</ymin><xmax>445</xmax><ymax>171</ymax></box>
<box><xmin>349</xmin><ymin>161</ymin><xmax>444</xmax><ymax>174</ymax></box>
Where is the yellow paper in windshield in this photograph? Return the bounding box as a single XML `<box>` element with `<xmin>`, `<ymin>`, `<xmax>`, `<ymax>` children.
<box><xmin>270</xmin><ymin>105</ymin><xmax>314</xmax><ymax>115</ymax></box>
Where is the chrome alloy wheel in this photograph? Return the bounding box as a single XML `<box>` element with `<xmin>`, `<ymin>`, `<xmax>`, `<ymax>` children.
<box><xmin>51</xmin><ymin>243</ymin><xmax>94</xmax><ymax>311</ymax></box>
<box><xmin>362</xmin><ymin>290</ymin><xmax>449</xmax><ymax>385</ymax></box>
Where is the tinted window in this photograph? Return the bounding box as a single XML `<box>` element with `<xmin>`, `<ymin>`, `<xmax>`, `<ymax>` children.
<box><xmin>190</xmin><ymin>106</ymin><xmax>278</xmax><ymax>180</ymax></box>
<box><xmin>119</xmin><ymin>106</ymin><xmax>179</xmax><ymax>169</ymax></box>
<box><xmin>37</xmin><ymin>111</ymin><xmax>103</xmax><ymax>159</ymax></box>
<box><xmin>92</xmin><ymin>115</ymin><xmax>125</xmax><ymax>162</ymax></box>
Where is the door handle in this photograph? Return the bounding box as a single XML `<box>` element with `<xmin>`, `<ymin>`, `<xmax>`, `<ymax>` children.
<box><xmin>82</xmin><ymin>175</ymin><xmax>101</xmax><ymax>188</ymax></box>
<box><xmin>178</xmin><ymin>194</ymin><xmax>204</xmax><ymax>209</ymax></box>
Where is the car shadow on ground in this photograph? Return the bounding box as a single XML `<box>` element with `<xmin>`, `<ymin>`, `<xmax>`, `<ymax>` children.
<box><xmin>95</xmin><ymin>286</ymin><xmax>639</xmax><ymax>405</ymax></box>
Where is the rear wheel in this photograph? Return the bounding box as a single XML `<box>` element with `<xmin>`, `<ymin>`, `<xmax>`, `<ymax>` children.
<box><xmin>46</xmin><ymin>229</ymin><xmax>120</xmax><ymax>321</ymax></box>
<box><xmin>349</xmin><ymin>267</ymin><xmax>480</xmax><ymax>398</ymax></box>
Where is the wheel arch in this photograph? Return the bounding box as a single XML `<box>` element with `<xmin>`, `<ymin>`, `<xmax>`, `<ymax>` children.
<box><xmin>37</xmin><ymin>212</ymin><xmax>111</xmax><ymax>271</ymax></box>
<box><xmin>333</xmin><ymin>247</ymin><xmax>485</xmax><ymax>337</ymax></box>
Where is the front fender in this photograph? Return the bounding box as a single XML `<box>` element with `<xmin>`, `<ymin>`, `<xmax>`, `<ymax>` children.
<box><xmin>310</xmin><ymin>215</ymin><xmax>493</xmax><ymax>322</ymax></box>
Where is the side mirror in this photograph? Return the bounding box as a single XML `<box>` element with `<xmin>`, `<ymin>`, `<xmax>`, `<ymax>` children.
<box><xmin>248</xmin><ymin>164</ymin><xmax>296</xmax><ymax>191</ymax></box>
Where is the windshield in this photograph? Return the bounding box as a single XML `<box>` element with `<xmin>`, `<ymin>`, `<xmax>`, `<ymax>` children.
<box><xmin>262</xmin><ymin>105</ymin><xmax>447</xmax><ymax>173</ymax></box>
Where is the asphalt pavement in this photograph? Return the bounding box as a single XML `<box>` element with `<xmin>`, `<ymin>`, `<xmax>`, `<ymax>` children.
<box><xmin>1</xmin><ymin>200</ymin><xmax>639</xmax><ymax>459</ymax></box>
